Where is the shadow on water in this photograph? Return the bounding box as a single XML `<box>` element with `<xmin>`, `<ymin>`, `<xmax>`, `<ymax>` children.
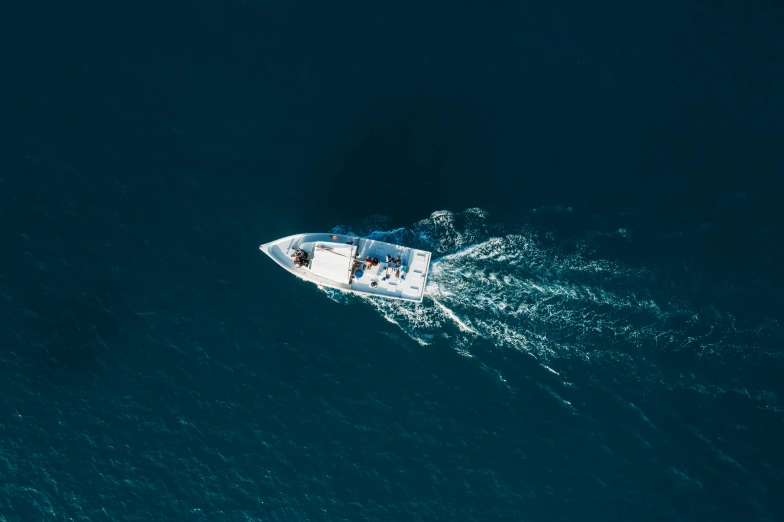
<box><xmin>304</xmin><ymin>94</ymin><xmax>497</xmax><ymax>229</ymax></box>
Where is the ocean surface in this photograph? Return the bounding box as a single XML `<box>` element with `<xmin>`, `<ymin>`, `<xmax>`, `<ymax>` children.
<box><xmin>2</xmin><ymin>1</ymin><xmax>783</xmax><ymax>520</ymax></box>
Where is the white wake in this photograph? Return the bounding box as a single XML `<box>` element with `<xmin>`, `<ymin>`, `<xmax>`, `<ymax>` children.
<box><xmin>325</xmin><ymin>208</ymin><xmax>780</xmax><ymax>411</ymax></box>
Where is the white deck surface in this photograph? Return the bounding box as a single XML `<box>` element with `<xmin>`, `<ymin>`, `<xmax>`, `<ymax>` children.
<box><xmin>309</xmin><ymin>243</ymin><xmax>357</xmax><ymax>284</ymax></box>
<box><xmin>259</xmin><ymin>233</ymin><xmax>431</xmax><ymax>302</ymax></box>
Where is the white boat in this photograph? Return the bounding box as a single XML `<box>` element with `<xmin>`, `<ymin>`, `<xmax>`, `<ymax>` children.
<box><xmin>260</xmin><ymin>233</ymin><xmax>431</xmax><ymax>302</ymax></box>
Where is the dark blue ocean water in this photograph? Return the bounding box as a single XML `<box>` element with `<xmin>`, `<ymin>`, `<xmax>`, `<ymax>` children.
<box><xmin>2</xmin><ymin>1</ymin><xmax>783</xmax><ymax>520</ymax></box>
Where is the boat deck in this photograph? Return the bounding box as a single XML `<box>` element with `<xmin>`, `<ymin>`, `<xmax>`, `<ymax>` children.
<box><xmin>260</xmin><ymin>233</ymin><xmax>431</xmax><ymax>302</ymax></box>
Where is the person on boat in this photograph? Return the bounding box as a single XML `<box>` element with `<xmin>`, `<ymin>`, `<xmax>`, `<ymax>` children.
<box><xmin>372</xmin><ymin>257</ymin><xmax>379</xmax><ymax>266</ymax></box>
<box><xmin>394</xmin><ymin>255</ymin><xmax>401</xmax><ymax>266</ymax></box>
<box><xmin>364</xmin><ymin>257</ymin><xmax>373</xmax><ymax>269</ymax></box>
<box><xmin>386</xmin><ymin>254</ymin><xmax>392</xmax><ymax>263</ymax></box>
<box><xmin>293</xmin><ymin>248</ymin><xmax>308</xmax><ymax>267</ymax></box>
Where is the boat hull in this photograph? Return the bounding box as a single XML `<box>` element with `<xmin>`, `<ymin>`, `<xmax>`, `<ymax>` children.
<box><xmin>260</xmin><ymin>233</ymin><xmax>431</xmax><ymax>303</ymax></box>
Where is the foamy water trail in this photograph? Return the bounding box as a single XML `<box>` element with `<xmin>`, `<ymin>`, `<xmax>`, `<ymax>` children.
<box><xmin>330</xmin><ymin>209</ymin><xmax>781</xmax><ymax>410</ymax></box>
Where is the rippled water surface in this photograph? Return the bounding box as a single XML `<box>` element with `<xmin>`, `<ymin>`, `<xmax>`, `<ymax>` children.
<box><xmin>2</xmin><ymin>0</ymin><xmax>783</xmax><ymax>520</ymax></box>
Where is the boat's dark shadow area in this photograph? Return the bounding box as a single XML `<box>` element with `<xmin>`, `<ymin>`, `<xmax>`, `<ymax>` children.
<box><xmin>303</xmin><ymin>95</ymin><xmax>497</xmax><ymax>229</ymax></box>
